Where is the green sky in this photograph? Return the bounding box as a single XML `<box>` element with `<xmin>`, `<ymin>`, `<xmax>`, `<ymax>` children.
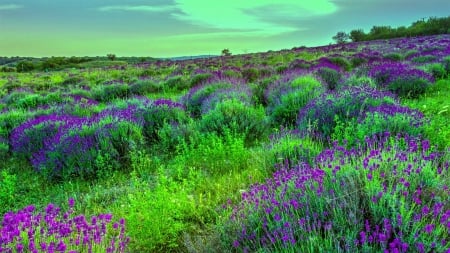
<box><xmin>0</xmin><ymin>0</ymin><xmax>449</xmax><ymax>57</ymax></box>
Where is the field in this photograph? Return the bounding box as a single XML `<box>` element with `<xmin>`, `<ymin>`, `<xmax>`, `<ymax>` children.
<box><xmin>0</xmin><ymin>35</ymin><xmax>449</xmax><ymax>252</ymax></box>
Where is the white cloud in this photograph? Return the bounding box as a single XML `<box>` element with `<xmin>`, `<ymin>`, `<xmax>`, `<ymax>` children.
<box><xmin>98</xmin><ymin>5</ymin><xmax>175</xmax><ymax>12</ymax></box>
<box><xmin>172</xmin><ymin>0</ymin><xmax>337</xmax><ymax>36</ymax></box>
<box><xmin>0</xmin><ymin>4</ymin><xmax>23</xmax><ymax>11</ymax></box>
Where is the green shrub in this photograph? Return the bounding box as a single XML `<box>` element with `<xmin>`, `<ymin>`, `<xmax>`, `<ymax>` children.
<box><xmin>269</xmin><ymin>131</ymin><xmax>323</xmax><ymax>167</ymax></box>
<box><xmin>443</xmin><ymin>56</ymin><xmax>450</xmax><ymax>74</ymax></box>
<box><xmin>184</xmin><ymin>81</ymin><xmax>235</xmax><ymax>117</ymax></box>
<box><xmin>92</xmin><ymin>83</ymin><xmax>130</xmax><ymax>102</ymax></box>
<box><xmin>333</xmin><ymin>104</ymin><xmax>426</xmax><ymax>148</ymax></box>
<box><xmin>344</xmin><ymin>75</ymin><xmax>377</xmax><ymax>88</ymax></box>
<box><xmin>31</xmin><ymin>114</ymin><xmax>144</xmax><ymax>181</ymax></box>
<box><xmin>241</xmin><ymin>68</ymin><xmax>259</xmax><ymax>82</ymax></box>
<box><xmin>425</xmin><ymin>63</ymin><xmax>446</xmax><ymax>79</ymax></box>
<box><xmin>190</xmin><ymin>73</ymin><xmax>213</xmax><ymax>87</ymax></box>
<box><xmin>383</xmin><ymin>53</ymin><xmax>403</xmax><ymax>61</ymax></box>
<box><xmin>298</xmin><ymin>86</ymin><xmax>397</xmax><ymax>142</ymax></box>
<box><xmin>129</xmin><ymin>79</ymin><xmax>162</xmax><ymax>95</ymax></box>
<box><xmin>0</xmin><ymin>170</ymin><xmax>17</xmax><ymax>212</ymax></box>
<box><xmin>199</xmin><ymin>99</ymin><xmax>268</xmax><ymax>145</ymax></box>
<box><xmin>350</xmin><ymin>57</ymin><xmax>368</xmax><ymax>68</ymax></box>
<box><xmin>268</xmin><ymin>75</ymin><xmax>324</xmax><ymax>127</ymax></box>
<box><xmin>328</xmin><ymin>57</ymin><xmax>352</xmax><ymax>71</ymax></box>
<box><xmin>316</xmin><ymin>67</ymin><xmax>342</xmax><ymax>90</ymax></box>
<box><xmin>141</xmin><ymin>99</ymin><xmax>189</xmax><ymax>143</ymax></box>
<box><xmin>165</xmin><ymin>75</ymin><xmax>190</xmax><ymax>91</ymax></box>
<box><xmin>411</xmin><ymin>55</ymin><xmax>437</xmax><ymax>63</ymax></box>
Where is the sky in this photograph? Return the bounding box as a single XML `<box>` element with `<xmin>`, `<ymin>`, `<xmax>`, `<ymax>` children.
<box><xmin>0</xmin><ymin>0</ymin><xmax>449</xmax><ymax>58</ymax></box>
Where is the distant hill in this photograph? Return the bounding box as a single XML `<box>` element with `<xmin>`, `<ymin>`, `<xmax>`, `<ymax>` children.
<box><xmin>165</xmin><ymin>55</ymin><xmax>218</xmax><ymax>61</ymax></box>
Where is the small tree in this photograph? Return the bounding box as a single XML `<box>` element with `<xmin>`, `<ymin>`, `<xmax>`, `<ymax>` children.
<box><xmin>107</xmin><ymin>53</ymin><xmax>116</xmax><ymax>61</ymax></box>
<box><xmin>332</xmin><ymin>32</ymin><xmax>349</xmax><ymax>44</ymax></box>
<box><xmin>221</xmin><ymin>49</ymin><xmax>232</xmax><ymax>57</ymax></box>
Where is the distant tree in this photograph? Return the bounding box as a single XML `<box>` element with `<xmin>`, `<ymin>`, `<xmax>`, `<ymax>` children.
<box><xmin>349</xmin><ymin>29</ymin><xmax>366</xmax><ymax>42</ymax></box>
<box><xmin>221</xmin><ymin>49</ymin><xmax>232</xmax><ymax>57</ymax></box>
<box><xmin>107</xmin><ymin>53</ymin><xmax>116</xmax><ymax>61</ymax></box>
<box><xmin>332</xmin><ymin>31</ymin><xmax>349</xmax><ymax>44</ymax></box>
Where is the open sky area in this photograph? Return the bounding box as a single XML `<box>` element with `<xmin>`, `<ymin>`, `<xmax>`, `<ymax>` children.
<box><xmin>0</xmin><ymin>0</ymin><xmax>449</xmax><ymax>58</ymax></box>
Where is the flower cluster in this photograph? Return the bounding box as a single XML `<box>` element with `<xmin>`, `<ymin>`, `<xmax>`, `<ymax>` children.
<box><xmin>0</xmin><ymin>199</ymin><xmax>129</xmax><ymax>253</ymax></box>
<box><xmin>222</xmin><ymin>135</ymin><xmax>449</xmax><ymax>252</ymax></box>
<box><xmin>368</xmin><ymin>61</ymin><xmax>434</xmax><ymax>98</ymax></box>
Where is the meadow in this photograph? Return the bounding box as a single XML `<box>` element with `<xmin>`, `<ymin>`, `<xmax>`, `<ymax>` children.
<box><xmin>0</xmin><ymin>34</ymin><xmax>449</xmax><ymax>252</ymax></box>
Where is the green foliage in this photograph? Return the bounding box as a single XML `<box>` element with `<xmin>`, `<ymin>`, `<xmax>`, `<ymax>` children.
<box><xmin>403</xmin><ymin>78</ymin><xmax>450</xmax><ymax>149</ymax></box>
<box><xmin>269</xmin><ymin>133</ymin><xmax>323</xmax><ymax>167</ymax></box>
<box><xmin>0</xmin><ymin>170</ymin><xmax>17</xmax><ymax>211</ymax></box>
<box><xmin>184</xmin><ymin>81</ymin><xmax>235</xmax><ymax>117</ymax></box>
<box><xmin>37</xmin><ymin>119</ymin><xmax>144</xmax><ymax>181</ymax></box>
<box><xmin>16</xmin><ymin>61</ymin><xmax>35</xmax><ymax>72</ymax></box>
<box><xmin>92</xmin><ymin>83</ymin><xmax>130</xmax><ymax>102</ymax></box>
<box><xmin>411</xmin><ymin>55</ymin><xmax>437</xmax><ymax>63</ymax></box>
<box><xmin>129</xmin><ymin>79</ymin><xmax>162</xmax><ymax>95</ymax></box>
<box><xmin>142</xmin><ymin>104</ymin><xmax>189</xmax><ymax>143</ymax></box>
<box><xmin>297</xmin><ymin>86</ymin><xmax>397</xmax><ymax>141</ymax></box>
<box><xmin>332</xmin><ymin>31</ymin><xmax>349</xmax><ymax>44</ymax></box>
<box><xmin>165</xmin><ymin>75</ymin><xmax>190</xmax><ymax>91</ymax></box>
<box><xmin>388</xmin><ymin>76</ymin><xmax>430</xmax><ymax>98</ymax></box>
<box><xmin>424</xmin><ymin>63</ymin><xmax>446</xmax><ymax>79</ymax></box>
<box><xmin>199</xmin><ymin>99</ymin><xmax>269</xmax><ymax>146</ymax></box>
<box><xmin>241</xmin><ymin>68</ymin><xmax>259</xmax><ymax>83</ymax></box>
<box><xmin>328</xmin><ymin>57</ymin><xmax>352</xmax><ymax>71</ymax></box>
<box><xmin>350</xmin><ymin>57</ymin><xmax>368</xmax><ymax>68</ymax></box>
<box><xmin>384</xmin><ymin>53</ymin><xmax>403</xmax><ymax>61</ymax></box>
<box><xmin>269</xmin><ymin>75</ymin><xmax>323</xmax><ymax>127</ymax></box>
<box><xmin>0</xmin><ymin>141</ymin><xmax>9</xmax><ymax>160</ymax></box>
<box><xmin>344</xmin><ymin>75</ymin><xmax>377</xmax><ymax>88</ymax></box>
<box><xmin>316</xmin><ymin>67</ymin><xmax>342</xmax><ymax>90</ymax></box>
<box><xmin>190</xmin><ymin>73</ymin><xmax>213</xmax><ymax>87</ymax></box>
<box><xmin>343</xmin><ymin>16</ymin><xmax>450</xmax><ymax>41</ymax></box>
<box><xmin>176</xmin><ymin>133</ymin><xmax>241</xmax><ymax>174</ymax></box>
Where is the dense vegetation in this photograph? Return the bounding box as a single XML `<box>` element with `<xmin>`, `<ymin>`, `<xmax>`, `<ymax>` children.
<box><xmin>333</xmin><ymin>16</ymin><xmax>450</xmax><ymax>43</ymax></box>
<box><xmin>0</xmin><ymin>34</ymin><xmax>449</xmax><ymax>252</ymax></box>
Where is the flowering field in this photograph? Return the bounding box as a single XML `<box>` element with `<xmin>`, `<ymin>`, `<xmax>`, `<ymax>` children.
<box><xmin>0</xmin><ymin>35</ymin><xmax>449</xmax><ymax>252</ymax></box>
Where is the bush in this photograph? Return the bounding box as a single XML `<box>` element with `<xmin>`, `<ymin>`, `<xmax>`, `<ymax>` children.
<box><xmin>268</xmin><ymin>129</ymin><xmax>323</xmax><ymax>167</ymax></box>
<box><xmin>267</xmin><ymin>75</ymin><xmax>324</xmax><ymax>127</ymax></box>
<box><xmin>411</xmin><ymin>55</ymin><xmax>437</xmax><ymax>63</ymax></box>
<box><xmin>219</xmin><ymin>136</ymin><xmax>449</xmax><ymax>252</ymax></box>
<box><xmin>200</xmin><ymin>85</ymin><xmax>253</xmax><ymax>114</ymax></box>
<box><xmin>344</xmin><ymin>75</ymin><xmax>377</xmax><ymax>88</ymax></box>
<box><xmin>315</xmin><ymin>67</ymin><xmax>342</xmax><ymax>90</ymax></box>
<box><xmin>350</xmin><ymin>57</ymin><xmax>368</xmax><ymax>68</ymax></box>
<box><xmin>443</xmin><ymin>56</ymin><xmax>450</xmax><ymax>75</ymax></box>
<box><xmin>183</xmin><ymin>79</ymin><xmax>240</xmax><ymax>117</ymax></box>
<box><xmin>425</xmin><ymin>63</ymin><xmax>447</xmax><ymax>79</ymax></box>
<box><xmin>30</xmin><ymin>106</ymin><xmax>145</xmax><ymax>181</ymax></box>
<box><xmin>10</xmin><ymin>114</ymin><xmax>79</xmax><ymax>159</ymax></box>
<box><xmin>141</xmin><ymin>99</ymin><xmax>189</xmax><ymax>143</ymax></box>
<box><xmin>190</xmin><ymin>73</ymin><xmax>213</xmax><ymax>87</ymax></box>
<box><xmin>297</xmin><ymin>86</ymin><xmax>398</xmax><ymax>142</ymax></box>
<box><xmin>384</xmin><ymin>53</ymin><xmax>403</xmax><ymax>61</ymax></box>
<box><xmin>368</xmin><ymin>62</ymin><xmax>434</xmax><ymax>98</ymax></box>
<box><xmin>333</xmin><ymin>104</ymin><xmax>426</xmax><ymax>148</ymax></box>
<box><xmin>199</xmin><ymin>99</ymin><xmax>269</xmax><ymax>145</ymax></box>
<box><xmin>164</xmin><ymin>75</ymin><xmax>190</xmax><ymax>91</ymax></box>
<box><xmin>241</xmin><ymin>68</ymin><xmax>259</xmax><ymax>83</ymax></box>
<box><xmin>92</xmin><ymin>83</ymin><xmax>130</xmax><ymax>102</ymax></box>
<box><xmin>129</xmin><ymin>79</ymin><xmax>162</xmax><ymax>95</ymax></box>
<box><xmin>328</xmin><ymin>57</ymin><xmax>352</xmax><ymax>71</ymax></box>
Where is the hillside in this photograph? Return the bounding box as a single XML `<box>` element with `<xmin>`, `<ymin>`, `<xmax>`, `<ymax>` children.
<box><xmin>0</xmin><ymin>34</ymin><xmax>449</xmax><ymax>252</ymax></box>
